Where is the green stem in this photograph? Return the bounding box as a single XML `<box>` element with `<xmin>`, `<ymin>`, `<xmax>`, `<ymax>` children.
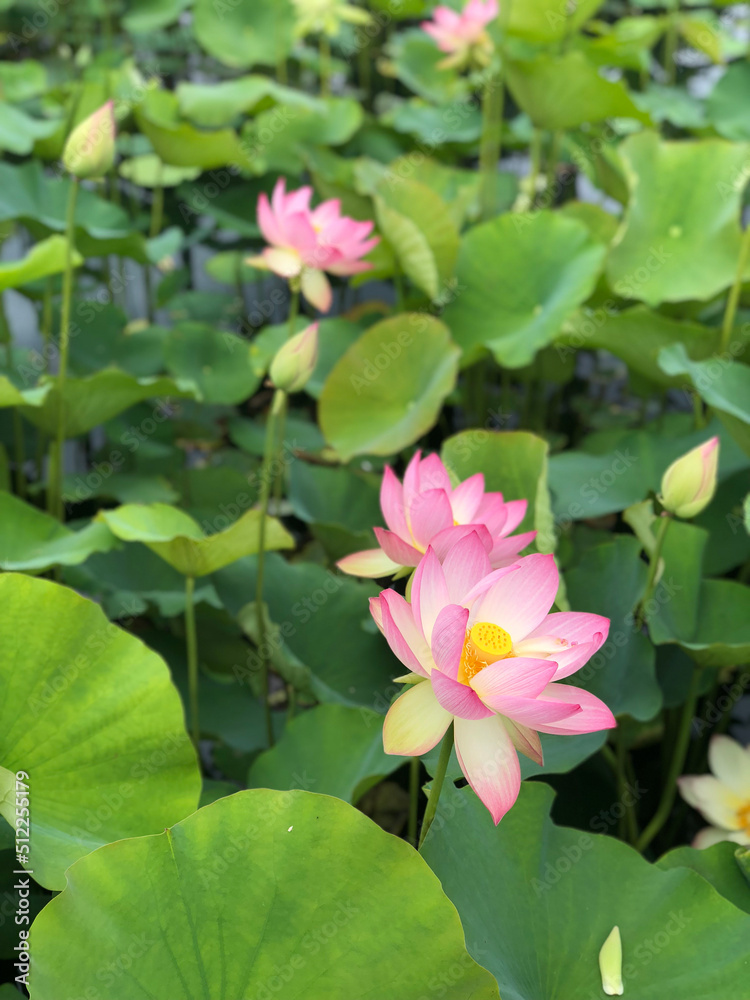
<box><xmin>255</xmin><ymin>388</ymin><xmax>287</xmax><ymax>748</ymax></box>
<box><xmin>636</xmin><ymin>667</ymin><xmax>702</xmax><ymax>853</ymax></box>
<box><xmin>150</xmin><ymin>175</ymin><xmax>164</xmax><ymax>239</ymax></box>
<box><xmin>615</xmin><ymin>730</ymin><xmax>639</xmax><ymax>845</ymax></box>
<box><xmin>408</xmin><ymin>757</ymin><xmax>420</xmax><ymax>847</ymax></box>
<box><xmin>720</xmin><ymin>219</ymin><xmax>750</xmax><ymax>354</ymax></box>
<box><xmin>527</xmin><ymin>129</ymin><xmax>543</xmax><ymax>209</ymax></box>
<box><xmin>479</xmin><ymin>71</ymin><xmax>504</xmax><ymax>221</ymax></box>
<box><xmin>12</xmin><ymin>411</ymin><xmax>26</xmax><ymax>500</ymax></box>
<box><xmin>635</xmin><ymin>514</ymin><xmax>672</xmax><ymax>628</ymax></box>
<box><xmin>288</xmin><ymin>288</ymin><xmax>300</xmax><ymax>337</ymax></box>
<box><xmin>185</xmin><ymin>575</ymin><xmax>200</xmax><ymax>746</ymax></box>
<box><xmin>546</xmin><ymin>129</ymin><xmax>562</xmax><ymax>198</ymax></box>
<box><xmin>664</xmin><ymin>8</ymin><xmax>679</xmax><ymax>86</ymax></box>
<box><xmin>49</xmin><ymin>177</ymin><xmax>79</xmax><ymax>520</ymax></box>
<box><xmin>418</xmin><ymin>724</ymin><xmax>454</xmax><ymax>851</ymax></box>
<box><xmin>319</xmin><ymin>35</ymin><xmax>332</xmax><ymax>97</ymax></box>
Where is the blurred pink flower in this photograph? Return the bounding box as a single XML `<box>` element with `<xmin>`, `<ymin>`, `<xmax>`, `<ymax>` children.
<box><xmin>422</xmin><ymin>0</ymin><xmax>498</xmax><ymax>68</ymax></box>
<box><xmin>678</xmin><ymin>735</ymin><xmax>750</xmax><ymax>849</ymax></box>
<box><xmin>371</xmin><ymin>536</ymin><xmax>615</xmax><ymax>824</ymax></box>
<box><xmin>338</xmin><ymin>451</ymin><xmax>535</xmax><ymax>578</ymax></box>
<box><xmin>248</xmin><ymin>178</ymin><xmax>378</xmax><ymax>312</ymax></box>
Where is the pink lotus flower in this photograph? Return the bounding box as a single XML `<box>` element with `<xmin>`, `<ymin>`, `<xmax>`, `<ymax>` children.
<box><xmin>422</xmin><ymin>0</ymin><xmax>498</xmax><ymax>69</ymax></box>
<box><xmin>338</xmin><ymin>451</ymin><xmax>536</xmax><ymax>579</ymax></box>
<box><xmin>371</xmin><ymin>535</ymin><xmax>615</xmax><ymax>824</ymax></box>
<box><xmin>247</xmin><ymin>179</ymin><xmax>379</xmax><ymax>313</ymax></box>
<box><xmin>678</xmin><ymin>735</ymin><xmax>750</xmax><ymax>849</ymax></box>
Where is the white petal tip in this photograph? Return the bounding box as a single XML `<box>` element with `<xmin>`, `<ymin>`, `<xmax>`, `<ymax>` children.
<box><xmin>599</xmin><ymin>925</ymin><xmax>624</xmax><ymax>996</ymax></box>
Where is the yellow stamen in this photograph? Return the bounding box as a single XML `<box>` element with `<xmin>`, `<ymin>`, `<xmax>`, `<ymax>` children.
<box><xmin>458</xmin><ymin>621</ymin><xmax>513</xmax><ymax>684</ymax></box>
<box><xmin>737</xmin><ymin>801</ymin><xmax>750</xmax><ymax>835</ymax></box>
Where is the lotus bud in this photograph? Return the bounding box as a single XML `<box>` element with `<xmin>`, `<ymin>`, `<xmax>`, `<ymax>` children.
<box><xmin>62</xmin><ymin>101</ymin><xmax>116</xmax><ymax>180</ymax></box>
<box><xmin>659</xmin><ymin>436</ymin><xmax>719</xmax><ymax>519</ymax></box>
<box><xmin>599</xmin><ymin>925</ymin><xmax>624</xmax><ymax>996</ymax></box>
<box><xmin>269</xmin><ymin>322</ymin><xmax>319</xmax><ymax>393</ymax></box>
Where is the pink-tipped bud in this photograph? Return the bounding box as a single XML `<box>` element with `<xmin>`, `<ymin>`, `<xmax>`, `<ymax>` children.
<box><xmin>269</xmin><ymin>322</ymin><xmax>319</xmax><ymax>393</ymax></box>
<box><xmin>62</xmin><ymin>101</ymin><xmax>116</xmax><ymax>180</ymax></box>
<box><xmin>660</xmin><ymin>436</ymin><xmax>719</xmax><ymax>519</ymax></box>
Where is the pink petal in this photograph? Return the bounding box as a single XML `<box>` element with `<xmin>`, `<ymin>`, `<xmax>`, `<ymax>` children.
<box><xmin>474</xmin><ymin>494</ymin><xmax>509</xmax><ymax>535</ymax></box>
<box><xmin>463</xmin><ymin>562</ymin><xmax>521</xmax><ymax>608</ymax></box>
<box><xmin>430</xmin><ymin>522</ymin><xmax>493</xmax><ymax>561</ymax></box>
<box><xmin>337</xmin><ymin>547</ymin><xmax>401</xmax><ymax>578</ymax></box>
<box><xmin>379</xmin><ymin>591</ymin><xmax>431</xmax><ymax>679</ymax></box>
<box><xmin>369</xmin><ymin>594</ymin><xmax>383</xmax><ymax>631</ymax></box>
<box><xmin>431</xmin><ymin>604</ymin><xmax>469</xmax><ymax>679</ymax></box>
<box><xmin>262</xmin><ymin>247</ymin><xmax>302</xmax><ymax>279</ymax></box>
<box><xmin>488</xmin><ymin>530</ymin><xmax>537</xmax><ymax>566</ymax></box>
<box><xmin>380</xmin><ymin>589</ymin><xmax>433</xmax><ymax>678</ymax></box>
<box><xmin>503</xmin><ymin>718</ymin><xmax>543</xmax><ymax>766</ymax></box>
<box><xmin>418</xmin><ymin>453</ymin><xmax>452</xmax><ymax>493</ymax></box>
<box><xmin>472</xmin><ymin>553</ymin><xmax>558</xmax><ymax>642</ymax></box>
<box><xmin>450</xmin><ymin>473</ymin><xmax>485</xmax><ymax>523</ymax></box>
<box><xmin>257</xmin><ymin>192</ymin><xmax>283</xmax><ymax>247</ymax></box>
<box><xmin>530</xmin><ymin>684</ymin><xmax>616</xmax><ymax>736</ymax></box>
<box><xmin>470</xmin><ymin>657</ymin><xmax>559</xmax><ymax>701</ymax></box>
<box><xmin>411</xmin><ymin>546</ymin><xmax>450</xmax><ymax>644</ymax></box>
<box><xmin>402</xmin><ymin>451</ymin><xmax>423</xmax><ymax>518</ymax></box>
<box><xmin>409</xmin><ymin>488</ymin><xmax>454</xmax><ymax>550</ymax></box>
<box><xmin>454</xmin><ymin>715</ymin><xmax>521</xmax><ymax>825</ymax></box>
<box><xmin>383</xmin><ymin>681</ymin><xmax>452</xmax><ymax>756</ymax></box>
<box><xmin>441</xmin><ymin>530</ymin><xmax>493</xmax><ymax>603</ymax></box>
<box><xmin>498</xmin><ymin>499</ymin><xmax>528</xmax><ymax>536</ymax></box>
<box><xmin>300</xmin><ymin>268</ymin><xmax>332</xmax><ymax>312</ymax></box>
<box><xmin>379</xmin><ymin>465</ymin><xmax>409</xmax><ymax>537</ymax></box>
<box><xmin>373</xmin><ymin>526</ymin><xmax>421</xmax><ymax>567</ymax></box>
<box><xmin>521</xmin><ymin>611</ymin><xmax>610</xmax><ymax>679</ymax></box>
<box><xmin>432</xmin><ymin>668</ymin><xmax>493</xmax><ymax>720</ymax></box>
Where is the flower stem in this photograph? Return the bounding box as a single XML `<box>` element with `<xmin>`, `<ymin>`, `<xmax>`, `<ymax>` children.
<box><xmin>479</xmin><ymin>71</ymin><xmax>504</xmax><ymax>221</ymax></box>
<box><xmin>408</xmin><ymin>757</ymin><xmax>420</xmax><ymax>847</ymax></box>
<box><xmin>720</xmin><ymin>218</ymin><xmax>750</xmax><ymax>354</ymax></box>
<box><xmin>184</xmin><ymin>575</ymin><xmax>200</xmax><ymax>746</ymax></box>
<box><xmin>418</xmin><ymin>724</ymin><xmax>454</xmax><ymax>851</ymax></box>
<box><xmin>635</xmin><ymin>514</ymin><xmax>672</xmax><ymax>628</ymax></box>
<box><xmin>319</xmin><ymin>35</ymin><xmax>332</xmax><ymax>97</ymax></box>
<box><xmin>636</xmin><ymin>666</ymin><xmax>702</xmax><ymax>853</ymax></box>
<box><xmin>49</xmin><ymin>177</ymin><xmax>79</xmax><ymax>520</ymax></box>
<box><xmin>255</xmin><ymin>388</ymin><xmax>286</xmax><ymax>748</ymax></box>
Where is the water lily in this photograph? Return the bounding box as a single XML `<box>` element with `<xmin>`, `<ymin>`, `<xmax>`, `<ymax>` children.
<box><xmin>678</xmin><ymin>735</ymin><xmax>750</xmax><ymax>848</ymax></box>
<box><xmin>338</xmin><ymin>451</ymin><xmax>536</xmax><ymax>579</ymax></box>
<box><xmin>247</xmin><ymin>179</ymin><xmax>379</xmax><ymax>313</ymax></box>
<box><xmin>62</xmin><ymin>100</ymin><xmax>116</xmax><ymax>180</ymax></box>
<box><xmin>422</xmin><ymin>0</ymin><xmax>498</xmax><ymax>70</ymax></box>
<box><xmin>659</xmin><ymin>436</ymin><xmax>719</xmax><ymax>519</ymax></box>
<box><xmin>269</xmin><ymin>322</ymin><xmax>319</xmax><ymax>393</ymax></box>
<box><xmin>371</xmin><ymin>534</ymin><xmax>615</xmax><ymax>823</ymax></box>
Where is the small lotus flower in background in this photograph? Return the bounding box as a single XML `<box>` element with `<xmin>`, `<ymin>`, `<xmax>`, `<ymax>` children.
<box><xmin>338</xmin><ymin>451</ymin><xmax>536</xmax><ymax>579</ymax></box>
<box><xmin>659</xmin><ymin>436</ymin><xmax>719</xmax><ymax>519</ymax></box>
<box><xmin>247</xmin><ymin>178</ymin><xmax>379</xmax><ymax>313</ymax></box>
<box><xmin>422</xmin><ymin>0</ymin><xmax>498</xmax><ymax>70</ymax></box>
<box><xmin>269</xmin><ymin>322</ymin><xmax>319</xmax><ymax>393</ymax></box>
<box><xmin>677</xmin><ymin>735</ymin><xmax>750</xmax><ymax>848</ymax></box>
<box><xmin>599</xmin><ymin>926</ymin><xmax>624</xmax><ymax>996</ymax></box>
<box><xmin>370</xmin><ymin>534</ymin><xmax>615</xmax><ymax>824</ymax></box>
<box><xmin>292</xmin><ymin>0</ymin><xmax>371</xmax><ymax>38</ymax></box>
<box><xmin>62</xmin><ymin>100</ymin><xmax>116</xmax><ymax>180</ymax></box>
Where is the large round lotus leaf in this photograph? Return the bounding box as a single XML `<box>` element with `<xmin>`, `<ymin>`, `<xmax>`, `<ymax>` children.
<box><xmin>442</xmin><ymin>212</ymin><xmax>606</xmax><ymax>368</ymax></box>
<box><xmin>118</xmin><ymin>154</ymin><xmax>200</xmax><ymax>188</ymax></box>
<box><xmin>29</xmin><ymin>789</ymin><xmax>500</xmax><ymax>1000</ymax></box>
<box><xmin>507</xmin><ymin>0</ymin><xmax>603</xmax><ymax>41</ymax></box>
<box><xmin>422</xmin><ymin>781</ymin><xmax>750</xmax><ymax>1000</ymax></box>
<box><xmin>0</xmin><ymin>493</ymin><xmax>115</xmax><ymax>571</ymax></box>
<box><xmin>319</xmin><ymin>314</ymin><xmax>460</xmax><ymax>461</ymax></box>
<box><xmin>19</xmin><ymin>370</ymin><xmax>198</xmax><ymax>438</ymax></box>
<box><xmin>0</xmin><ymin>235</ymin><xmax>82</xmax><ymax>291</ymax></box>
<box><xmin>164</xmin><ymin>323</ymin><xmax>262</xmax><ymax>404</ymax></box>
<box><xmin>98</xmin><ymin>502</ymin><xmax>294</xmax><ymax>578</ymax></box>
<box><xmin>193</xmin><ymin>0</ymin><xmax>295</xmax><ymax>70</ymax></box>
<box><xmin>606</xmin><ymin>132</ymin><xmax>750</xmax><ymax>306</ymax></box>
<box><xmin>0</xmin><ymin>574</ymin><xmax>200</xmax><ymax>890</ymax></box>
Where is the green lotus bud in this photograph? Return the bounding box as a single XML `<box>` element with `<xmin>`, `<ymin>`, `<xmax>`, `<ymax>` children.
<box><xmin>659</xmin><ymin>436</ymin><xmax>719</xmax><ymax>519</ymax></box>
<box><xmin>62</xmin><ymin>101</ymin><xmax>116</xmax><ymax>180</ymax></box>
<box><xmin>269</xmin><ymin>322</ymin><xmax>319</xmax><ymax>393</ymax></box>
<box><xmin>599</xmin><ymin>925</ymin><xmax>623</xmax><ymax>996</ymax></box>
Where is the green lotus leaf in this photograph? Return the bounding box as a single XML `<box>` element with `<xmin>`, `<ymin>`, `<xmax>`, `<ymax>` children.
<box><xmin>658</xmin><ymin>842</ymin><xmax>750</xmax><ymax>915</ymax></box>
<box><xmin>706</xmin><ymin>59</ymin><xmax>750</xmax><ymax>140</ymax></box>
<box><xmin>193</xmin><ymin>0</ymin><xmax>295</xmax><ymax>70</ymax></box>
<box><xmin>118</xmin><ymin>154</ymin><xmax>201</xmax><ymax>188</ymax></box>
<box><xmin>421</xmin><ymin>781</ymin><xmax>750</xmax><ymax>1000</ymax></box>
<box><xmin>374</xmin><ymin>175</ymin><xmax>459</xmax><ymax>301</ymax></box>
<box><xmin>20</xmin><ymin>370</ymin><xmax>198</xmax><ymax>438</ymax></box>
<box><xmin>0</xmin><ymin>574</ymin><xmax>200</xmax><ymax>890</ymax></box>
<box><xmin>122</xmin><ymin>0</ymin><xmax>189</xmax><ymax>33</ymax></box>
<box><xmin>29</xmin><ymin>789</ymin><xmax>499</xmax><ymax>1000</ymax></box>
<box><xmin>0</xmin><ymin>493</ymin><xmax>116</xmax><ymax>571</ymax></box>
<box><xmin>507</xmin><ymin>50</ymin><xmax>649</xmax><ymax>130</ymax></box>
<box><xmin>248</xmin><ymin>705</ymin><xmax>406</xmax><ymax>803</ymax></box>
<box><xmin>0</xmin><ymin>235</ymin><xmax>82</xmax><ymax>292</ymax></box>
<box><xmin>245</xmin><ymin>97</ymin><xmax>364</xmax><ymax>174</ymax></box>
<box><xmin>0</xmin><ymin>60</ymin><xmax>47</xmax><ymax>102</ymax></box>
<box><xmin>319</xmin><ymin>314</ymin><xmax>460</xmax><ymax>461</ymax></box>
<box><xmin>386</xmin><ymin>28</ymin><xmax>469</xmax><ymax>104</ymax></box>
<box><xmin>606</xmin><ymin>132</ymin><xmax>750</xmax><ymax>306</ymax></box>
<box><xmin>442</xmin><ymin>211</ymin><xmax>606</xmax><ymax>368</ymax></box>
<box><xmin>0</xmin><ymin>378</ymin><xmax>50</xmax><ymax>409</ymax></box>
<box><xmin>164</xmin><ymin>322</ymin><xmax>262</xmax><ymax>404</ymax></box>
<box><xmin>98</xmin><ymin>502</ymin><xmax>294</xmax><ymax>578</ymax></box>
<box><xmin>0</xmin><ymin>103</ymin><xmax>60</xmax><ymax>156</ymax></box>
<box><xmin>508</xmin><ymin>0</ymin><xmax>604</xmax><ymax>41</ymax></box>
